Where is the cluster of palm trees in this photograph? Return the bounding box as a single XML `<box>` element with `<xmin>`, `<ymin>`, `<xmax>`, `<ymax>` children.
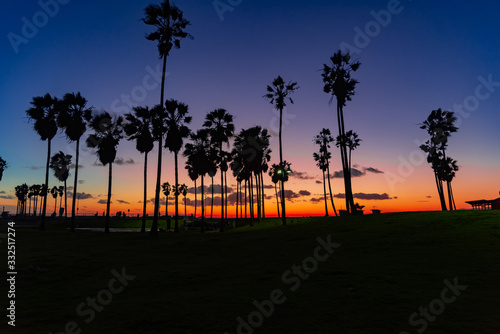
<box><xmin>420</xmin><ymin>109</ymin><xmax>459</xmax><ymax>211</ymax></box>
<box><xmin>13</xmin><ymin>183</ymin><xmax>63</xmax><ymax>217</ymax></box>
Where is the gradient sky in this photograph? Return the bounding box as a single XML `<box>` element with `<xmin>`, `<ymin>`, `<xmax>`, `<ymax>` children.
<box><xmin>1</xmin><ymin>0</ymin><xmax>499</xmax><ymax>217</ymax></box>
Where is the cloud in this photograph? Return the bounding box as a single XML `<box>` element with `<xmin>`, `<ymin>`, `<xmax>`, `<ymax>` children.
<box><xmin>29</xmin><ymin>166</ymin><xmax>44</xmax><ymax>170</ymax></box>
<box><xmin>365</xmin><ymin>167</ymin><xmax>384</xmax><ymax>174</ymax></box>
<box><xmin>334</xmin><ymin>193</ymin><xmax>393</xmax><ymax>200</ymax></box>
<box><xmin>117</xmin><ymin>200</ymin><xmax>130</xmax><ymax>205</ymax></box>
<box><xmin>289</xmin><ymin>171</ymin><xmax>316</xmax><ymax>180</ymax></box>
<box><xmin>0</xmin><ymin>191</ymin><xmax>5</xmax><ymax>194</ymax></box>
<box><xmin>332</xmin><ymin>166</ymin><xmax>384</xmax><ymax>179</ymax></box>
<box><xmin>97</xmin><ymin>199</ymin><xmax>109</xmax><ymax>204</ymax></box>
<box><xmin>315</xmin><ymin>180</ymin><xmax>322</xmax><ymax>184</ymax></box>
<box><xmin>115</xmin><ymin>157</ymin><xmax>135</xmax><ymax>165</ymax></box>
<box><xmin>0</xmin><ymin>195</ymin><xmax>14</xmax><ymax>200</ymax></box>
<box><xmin>68</xmin><ymin>192</ymin><xmax>93</xmax><ymax>200</ymax></box>
<box><xmin>207</xmin><ymin>184</ymin><xmax>234</xmax><ymax>193</ymax></box>
<box><xmin>310</xmin><ymin>197</ymin><xmax>322</xmax><ymax>203</ymax></box>
<box><xmin>69</xmin><ymin>164</ymin><xmax>84</xmax><ymax>169</ymax></box>
<box><xmin>426</xmin><ymin>196</ymin><xmax>432</xmax><ymax>199</ymax></box>
<box><xmin>299</xmin><ymin>190</ymin><xmax>311</xmax><ymax>196</ymax></box>
<box><xmin>78</xmin><ymin>180</ymin><xmax>85</xmax><ymax>184</ymax></box>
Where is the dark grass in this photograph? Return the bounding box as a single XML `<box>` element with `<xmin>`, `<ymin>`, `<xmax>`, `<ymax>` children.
<box><xmin>2</xmin><ymin>210</ymin><xmax>500</xmax><ymax>333</ymax></box>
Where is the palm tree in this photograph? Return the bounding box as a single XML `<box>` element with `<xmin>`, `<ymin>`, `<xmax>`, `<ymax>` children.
<box><xmin>440</xmin><ymin>157</ymin><xmax>459</xmax><ymax>210</ymax></box>
<box><xmin>186</xmin><ymin>162</ymin><xmax>198</xmax><ymax>218</ymax></box>
<box><xmin>420</xmin><ymin>109</ymin><xmax>458</xmax><ymax>210</ymax></box>
<box><xmin>15</xmin><ymin>184</ymin><xmax>29</xmax><ymax>217</ymax></box>
<box><xmin>268</xmin><ymin>165</ymin><xmax>280</xmax><ymax>218</ymax></box>
<box><xmin>86</xmin><ymin>112</ymin><xmax>124</xmax><ymax>233</ymax></box>
<box><xmin>0</xmin><ymin>156</ymin><xmax>7</xmax><ymax>183</ymax></box>
<box><xmin>50</xmin><ymin>151</ymin><xmax>72</xmax><ymax>220</ymax></box>
<box><xmin>179</xmin><ymin>183</ymin><xmax>188</xmax><ymax>218</ymax></box>
<box><xmin>313</xmin><ymin>128</ymin><xmax>337</xmax><ymax>216</ymax></box>
<box><xmin>124</xmin><ymin>106</ymin><xmax>155</xmax><ymax>233</ymax></box>
<box><xmin>143</xmin><ymin>0</ymin><xmax>192</xmax><ymax>236</ymax></box>
<box><xmin>57</xmin><ymin>186</ymin><xmax>64</xmax><ymax>216</ymax></box>
<box><xmin>322</xmin><ymin>51</ymin><xmax>360</xmax><ymax>214</ymax></box>
<box><xmin>344</xmin><ymin>130</ymin><xmax>361</xmax><ymax>175</ymax></box>
<box><xmin>50</xmin><ymin>186</ymin><xmax>59</xmax><ymax>214</ymax></box>
<box><xmin>164</xmin><ymin>99</ymin><xmax>192</xmax><ymax>232</ymax></box>
<box><xmin>38</xmin><ymin>184</ymin><xmax>48</xmax><ymax>217</ymax></box>
<box><xmin>57</xmin><ymin>92</ymin><xmax>92</xmax><ymax>231</ymax></box>
<box><xmin>26</xmin><ymin>93</ymin><xmax>59</xmax><ymax>230</ymax></box>
<box><xmin>313</xmin><ymin>151</ymin><xmax>329</xmax><ymax>216</ymax></box>
<box><xmin>203</xmin><ymin>109</ymin><xmax>235</xmax><ymax>232</ymax></box>
<box><xmin>264</xmin><ymin>76</ymin><xmax>299</xmax><ymax>225</ymax></box>
<box><xmin>184</xmin><ymin>129</ymin><xmax>212</xmax><ymax>232</ymax></box>
<box><xmin>161</xmin><ymin>182</ymin><xmax>171</xmax><ymax>229</ymax></box>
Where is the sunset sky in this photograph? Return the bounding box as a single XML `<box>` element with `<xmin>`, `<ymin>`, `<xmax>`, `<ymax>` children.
<box><xmin>1</xmin><ymin>0</ymin><xmax>499</xmax><ymax>217</ymax></box>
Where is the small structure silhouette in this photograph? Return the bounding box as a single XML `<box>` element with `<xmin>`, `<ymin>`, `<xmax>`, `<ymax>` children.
<box><xmin>466</xmin><ymin>197</ymin><xmax>500</xmax><ymax>210</ymax></box>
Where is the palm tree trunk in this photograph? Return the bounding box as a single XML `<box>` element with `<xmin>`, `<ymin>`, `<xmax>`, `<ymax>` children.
<box><xmin>210</xmin><ymin>176</ymin><xmax>214</xmax><ymax>219</ymax></box>
<box><xmin>141</xmin><ymin>152</ymin><xmax>148</xmax><ymax>233</ymax></box>
<box><xmin>260</xmin><ymin>172</ymin><xmax>265</xmax><ymax>219</ymax></box>
<box><xmin>326</xmin><ymin>162</ymin><xmax>337</xmax><ymax>216</ymax></box>
<box><xmin>337</xmin><ymin>103</ymin><xmax>351</xmax><ymax>214</ymax></box>
<box><xmin>151</xmin><ymin>53</ymin><xmax>167</xmax><ymax>237</ymax></box>
<box><xmin>235</xmin><ymin>181</ymin><xmax>239</xmax><ymax>219</ymax></box>
<box><xmin>184</xmin><ymin>195</ymin><xmax>187</xmax><ymax>218</ymax></box>
<box><xmin>194</xmin><ymin>179</ymin><xmax>197</xmax><ymax>218</ymax></box>
<box><xmin>201</xmin><ymin>175</ymin><xmax>205</xmax><ymax>233</ymax></box>
<box><xmin>54</xmin><ymin>196</ymin><xmax>57</xmax><ymax>214</ymax></box>
<box><xmin>71</xmin><ymin>138</ymin><xmax>80</xmax><ymax>232</ymax></box>
<box><xmin>225</xmin><ymin>171</ymin><xmax>228</xmax><ymax>219</ymax></box>
<box><xmin>220</xmin><ymin>145</ymin><xmax>225</xmax><ymax>232</ymax></box>
<box><xmin>447</xmin><ymin>181</ymin><xmax>454</xmax><ymax>211</ymax></box>
<box><xmin>279</xmin><ymin>106</ymin><xmax>286</xmax><ymax>225</ymax></box>
<box><xmin>322</xmin><ymin>169</ymin><xmax>329</xmax><ymax>216</ymax></box>
<box><xmin>174</xmin><ymin>152</ymin><xmax>179</xmax><ymax>233</ymax></box>
<box><xmin>274</xmin><ymin>182</ymin><xmax>280</xmax><ymax>218</ymax></box>
<box><xmin>255</xmin><ymin>173</ymin><xmax>261</xmax><ymax>223</ymax></box>
<box><xmin>64</xmin><ymin>180</ymin><xmax>68</xmax><ymax>221</ymax></box>
<box><xmin>450</xmin><ymin>183</ymin><xmax>457</xmax><ymax>210</ymax></box>
<box><xmin>249</xmin><ymin>175</ymin><xmax>254</xmax><ymax>226</ymax></box>
<box><xmin>40</xmin><ymin>139</ymin><xmax>51</xmax><ymax>231</ymax></box>
<box><xmin>105</xmin><ymin>162</ymin><xmax>112</xmax><ymax>233</ymax></box>
<box><xmin>434</xmin><ymin>170</ymin><xmax>447</xmax><ymax>211</ymax></box>
<box><xmin>244</xmin><ymin>179</ymin><xmax>247</xmax><ymax>220</ymax></box>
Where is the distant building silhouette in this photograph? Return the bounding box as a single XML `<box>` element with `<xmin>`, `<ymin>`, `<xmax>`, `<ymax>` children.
<box><xmin>466</xmin><ymin>197</ymin><xmax>500</xmax><ymax>210</ymax></box>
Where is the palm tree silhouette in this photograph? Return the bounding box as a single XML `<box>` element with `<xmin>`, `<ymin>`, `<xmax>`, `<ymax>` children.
<box><xmin>50</xmin><ymin>151</ymin><xmax>72</xmax><ymax>220</ymax></box>
<box><xmin>50</xmin><ymin>186</ymin><xmax>59</xmax><ymax>214</ymax></box>
<box><xmin>26</xmin><ymin>93</ymin><xmax>59</xmax><ymax>230</ymax></box>
<box><xmin>345</xmin><ymin>130</ymin><xmax>361</xmax><ymax>176</ymax></box>
<box><xmin>57</xmin><ymin>186</ymin><xmax>64</xmax><ymax>216</ymax></box>
<box><xmin>314</xmin><ymin>128</ymin><xmax>337</xmax><ymax>216</ymax></box>
<box><xmin>313</xmin><ymin>151</ymin><xmax>329</xmax><ymax>216</ymax></box>
<box><xmin>15</xmin><ymin>184</ymin><xmax>29</xmax><ymax>217</ymax></box>
<box><xmin>164</xmin><ymin>99</ymin><xmax>192</xmax><ymax>232</ymax></box>
<box><xmin>86</xmin><ymin>112</ymin><xmax>124</xmax><ymax>233</ymax></box>
<box><xmin>184</xmin><ymin>129</ymin><xmax>213</xmax><ymax>232</ymax></box>
<box><xmin>124</xmin><ymin>106</ymin><xmax>155</xmax><ymax>233</ymax></box>
<box><xmin>264</xmin><ymin>76</ymin><xmax>299</xmax><ymax>225</ymax></box>
<box><xmin>420</xmin><ymin>109</ymin><xmax>458</xmax><ymax>210</ymax></box>
<box><xmin>57</xmin><ymin>92</ymin><xmax>92</xmax><ymax>231</ymax></box>
<box><xmin>143</xmin><ymin>0</ymin><xmax>192</xmax><ymax>236</ymax></box>
<box><xmin>203</xmin><ymin>109</ymin><xmax>235</xmax><ymax>232</ymax></box>
<box><xmin>161</xmin><ymin>182</ymin><xmax>171</xmax><ymax>229</ymax></box>
<box><xmin>268</xmin><ymin>164</ymin><xmax>281</xmax><ymax>218</ymax></box>
<box><xmin>179</xmin><ymin>183</ymin><xmax>188</xmax><ymax>218</ymax></box>
<box><xmin>440</xmin><ymin>157</ymin><xmax>459</xmax><ymax>210</ymax></box>
<box><xmin>322</xmin><ymin>51</ymin><xmax>360</xmax><ymax>214</ymax></box>
<box><xmin>0</xmin><ymin>156</ymin><xmax>7</xmax><ymax>183</ymax></box>
<box><xmin>186</xmin><ymin>162</ymin><xmax>198</xmax><ymax>218</ymax></box>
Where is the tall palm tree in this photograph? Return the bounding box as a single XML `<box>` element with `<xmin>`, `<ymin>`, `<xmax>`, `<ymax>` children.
<box><xmin>184</xmin><ymin>129</ymin><xmax>212</xmax><ymax>232</ymax></box>
<box><xmin>26</xmin><ymin>93</ymin><xmax>59</xmax><ymax>230</ymax></box>
<box><xmin>39</xmin><ymin>184</ymin><xmax>47</xmax><ymax>217</ymax></box>
<box><xmin>264</xmin><ymin>76</ymin><xmax>299</xmax><ymax>225</ymax></box>
<box><xmin>143</xmin><ymin>0</ymin><xmax>192</xmax><ymax>236</ymax></box>
<box><xmin>420</xmin><ymin>109</ymin><xmax>458</xmax><ymax>211</ymax></box>
<box><xmin>344</xmin><ymin>130</ymin><xmax>361</xmax><ymax>175</ymax></box>
<box><xmin>86</xmin><ymin>112</ymin><xmax>124</xmax><ymax>233</ymax></box>
<box><xmin>322</xmin><ymin>50</ymin><xmax>360</xmax><ymax>214</ymax></box>
<box><xmin>15</xmin><ymin>184</ymin><xmax>29</xmax><ymax>217</ymax></box>
<box><xmin>124</xmin><ymin>106</ymin><xmax>155</xmax><ymax>233</ymax></box>
<box><xmin>50</xmin><ymin>151</ymin><xmax>72</xmax><ymax>220</ymax></box>
<box><xmin>164</xmin><ymin>99</ymin><xmax>192</xmax><ymax>232</ymax></box>
<box><xmin>0</xmin><ymin>156</ymin><xmax>7</xmax><ymax>183</ymax></box>
<box><xmin>161</xmin><ymin>182</ymin><xmax>171</xmax><ymax>229</ymax></box>
<box><xmin>57</xmin><ymin>92</ymin><xmax>92</xmax><ymax>231</ymax></box>
<box><xmin>313</xmin><ymin>151</ymin><xmax>329</xmax><ymax>216</ymax></box>
<box><xmin>203</xmin><ymin>109</ymin><xmax>235</xmax><ymax>232</ymax></box>
<box><xmin>313</xmin><ymin>128</ymin><xmax>337</xmax><ymax>216</ymax></box>
<box><xmin>440</xmin><ymin>157</ymin><xmax>459</xmax><ymax>211</ymax></box>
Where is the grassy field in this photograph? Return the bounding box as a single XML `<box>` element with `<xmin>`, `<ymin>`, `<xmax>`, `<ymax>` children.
<box><xmin>2</xmin><ymin>210</ymin><xmax>500</xmax><ymax>333</ymax></box>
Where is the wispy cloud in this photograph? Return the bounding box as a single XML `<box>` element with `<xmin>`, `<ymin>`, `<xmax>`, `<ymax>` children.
<box><xmin>334</xmin><ymin>193</ymin><xmax>393</xmax><ymax>200</ymax></box>
<box><xmin>289</xmin><ymin>171</ymin><xmax>316</xmax><ymax>180</ymax></box>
